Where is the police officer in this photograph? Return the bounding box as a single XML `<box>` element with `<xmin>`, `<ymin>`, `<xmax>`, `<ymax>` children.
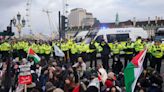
<box><xmin>23</xmin><ymin>40</ymin><xmax>29</xmax><ymax>58</ymax></box>
<box><xmin>38</xmin><ymin>41</ymin><xmax>45</xmax><ymax>57</ymax></box>
<box><xmin>150</xmin><ymin>40</ymin><xmax>163</xmax><ymax>73</ymax></box>
<box><xmin>17</xmin><ymin>40</ymin><xmax>27</xmax><ymax>59</ymax></box>
<box><xmin>124</xmin><ymin>38</ymin><xmax>134</xmax><ymax>68</ymax></box>
<box><xmin>44</xmin><ymin>42</ymin><xmax>52</xmax><ymax>61</ymax></box>
<box><xmin>12</xmin><ymin>40</ymin><xmax>19</xmax><ymax>59</ymax></box>
<box><xmin>111</xmin><ymin>40</ymin><xmax>121</xmax><ymax>65</ymax></box>
<box><xmin>143</xmin><ymin>39</ymin><xmax>152</xmax><ymax>70</ymax></box>
<box><xmin>79</xmin><ymin>42</ymin><xmax>87</xmax><ymax>62</ymax></box>
<box><xmin>70</xmin><ymin>42</ymin><xmax>78</xmax><ymax>64</ymax></box>
<box><xmin>111</xmin><ymin>40</ymin><xmax>123</xmax><ymax>74</ymax></box>
<box><xmin>134</xmin><ymin>37</ymin><xmax>144</xmax><ymax>55</ymax></box>
<box><xmin>61</xmin><ymin>40</ymin><xmax>69</xmax><ymax>62</ymax></box>
<box><xmin>100</xmin><ymin>40</ymin><xmax>110</xmax><ymax>71</ymax></box>
<box><xmin>89</xmin><ymin>40</ymin><xmax>97</xmax><ymax>68</ymax></box>
<box><xmin>0</xmin><ymin>41</ymin><xmax>11</xmax><ymax>59</ymax></box>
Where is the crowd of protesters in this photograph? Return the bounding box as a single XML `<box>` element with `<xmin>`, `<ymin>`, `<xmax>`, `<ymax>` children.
<box><xmin>0</xmin><ymin>36</ymin><xmax>163</xmax><ymax>92</ymax></box>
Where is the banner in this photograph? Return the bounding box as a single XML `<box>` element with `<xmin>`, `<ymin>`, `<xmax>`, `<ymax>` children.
<box><xmin>54</xmin><ymin>45</ymin><xmax>65</xmax><ymax>57</ymax></box>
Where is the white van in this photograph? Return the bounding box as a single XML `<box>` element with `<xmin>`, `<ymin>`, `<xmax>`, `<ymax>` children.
<box><xmin>94</xmin><ymin>27</ymin><xmax>148</xmax><ymax>43</ymax></box>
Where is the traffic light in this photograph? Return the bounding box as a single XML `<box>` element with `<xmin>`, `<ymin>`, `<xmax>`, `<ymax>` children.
<box><xmin>61</xmin><ymin>15</ymin><xmax>68</xmax><ymax>31</ymax></box>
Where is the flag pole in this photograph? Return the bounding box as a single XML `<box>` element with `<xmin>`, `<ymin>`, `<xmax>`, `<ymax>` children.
<box><xmin>24</xmin><ymin>84</ymin><xmax>27</xmax><ymax>92</ymax></box>
<box><xmin>26</xmin><ymin>47</ymin><xmax>30</xmax><ymax>61</ymax></box>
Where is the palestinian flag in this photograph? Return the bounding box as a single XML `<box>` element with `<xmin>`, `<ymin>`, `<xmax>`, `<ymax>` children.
<box><xmin>27</xmin><ymin>48</ymin><xmax>41</xmax><ymax>63</ymax></box>
<box><xmin>124</xmin><ymin>49</ymin><xmax>147</xmax><ymax>92</ymax></box>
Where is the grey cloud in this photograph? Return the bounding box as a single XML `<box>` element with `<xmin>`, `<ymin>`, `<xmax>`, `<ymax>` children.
<box><xmin>0</xmin><ymin>0</ymin><xmax>25</xmax><ymax>9</ymax></box>
<box><xmin>0</xmin><ymin>0</ymin><xmax>164</xmax><ymax>35</ymax></box>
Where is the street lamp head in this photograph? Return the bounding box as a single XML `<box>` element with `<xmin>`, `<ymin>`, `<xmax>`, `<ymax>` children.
<box><xmin>12</xmin><ymin>17</ymin><xmax>16</xmax><ymax>26</ymax></box>
<box><xmin>17</xmin><ymin>12</ymin><xmax>21</xmax><ymax>21</ymax></box>
<box><xmin>22</xmin><ymin>17</ymin><xmax>26</xmax><ymax>27</ymax></box>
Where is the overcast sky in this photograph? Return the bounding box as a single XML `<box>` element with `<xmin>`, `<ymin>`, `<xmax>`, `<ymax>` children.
<box><xmin>0</xmin><ymin>0</ymin><xmax>164</xmax><ymax>35</ymax></box>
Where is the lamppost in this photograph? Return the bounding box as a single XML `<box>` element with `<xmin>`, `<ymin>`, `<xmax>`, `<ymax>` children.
<box><xmin>12</xmin><ymin>12</ymin><xmax>26</xmax><ymax>38</ymax></box>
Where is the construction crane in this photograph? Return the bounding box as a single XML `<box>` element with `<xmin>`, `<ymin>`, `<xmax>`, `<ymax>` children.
<box><xmin>63</xmin><ymin>0</ymin><xmax>69</xmax><ymax>16</ymax></box>
<box><xmin>26</xmin><ymin>0</ymin><xmax>33</xmax><ymax>35</ymax></box>
<box><xmin>42</xmin><ymin>9</ymin><xmax>55</xmax><ymax>34</ymax></box>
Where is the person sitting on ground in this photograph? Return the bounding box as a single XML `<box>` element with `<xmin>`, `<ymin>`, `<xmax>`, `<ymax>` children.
<box><xmin>86</xmin><ymin>72</ymin><xmax>100</xmax><ymax>92</ymax></box>
<box><xmin>97</xmin><ymin>64</ymin><xmax>108</xmax><ymax>85</ymax></box>
<box><xmin>72</xmin><ymin>57</ymin><xmax>86</xmax><ymax>78</ymax></box>
<box><xmin>105</xmin><ymin>72</ymin><xmax>117</xmax><ymax>90</ymax></box>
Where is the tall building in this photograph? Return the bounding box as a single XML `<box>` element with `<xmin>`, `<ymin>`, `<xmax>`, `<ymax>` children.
<box><xmin>81</xmin><ymin>13</ymin><xmax>95</xmax><ymax>28</ymax></box>
<box><xmin>68</xmin><ymin>8</ymin><xmax>86</xmax><ymax>28</ymax></box>
<box><xmin>68</xmin><ymin>8</ymin><xmax>95</xmax><ymax>30</ymax></box>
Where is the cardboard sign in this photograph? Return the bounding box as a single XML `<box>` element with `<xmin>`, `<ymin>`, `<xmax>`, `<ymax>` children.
<box><xmin>18</xmin><ymin>75</ymin><xmax>32</xmax><ymax>84</ymax></box>
<box><xmin>19</xmin><ymin>65</ymin><xmax>31</xmax><ymax>76</ymax></box>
